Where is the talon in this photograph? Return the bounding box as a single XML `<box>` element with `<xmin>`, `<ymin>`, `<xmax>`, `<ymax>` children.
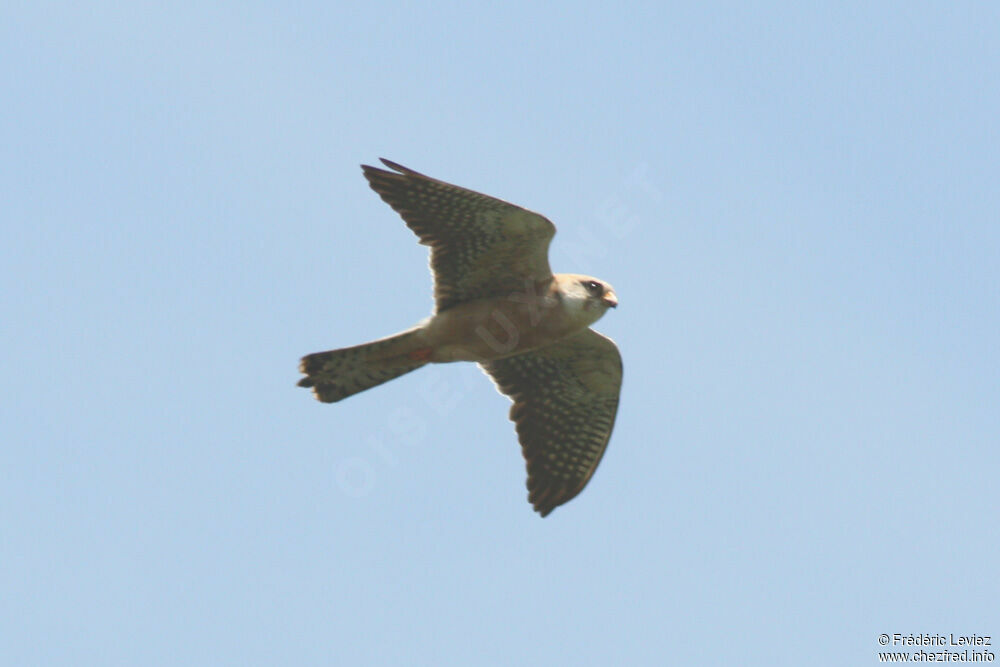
<box><xmin>408</xmin><ymin>347</ymin><xmax>432</xmax><ymax>361</ymax></box>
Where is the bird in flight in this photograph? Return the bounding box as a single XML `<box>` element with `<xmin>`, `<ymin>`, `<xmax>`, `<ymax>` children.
<box><xmin>298</xmin><ymin>159</ymin><xmax>622</xmax><ymax>516</ymax></box>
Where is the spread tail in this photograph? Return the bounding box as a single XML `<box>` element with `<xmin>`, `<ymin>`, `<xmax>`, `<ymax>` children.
<box><xmin>298</xmin><ymin>328</ymin><xmax>429</xmax><ymax>403</ymax></box>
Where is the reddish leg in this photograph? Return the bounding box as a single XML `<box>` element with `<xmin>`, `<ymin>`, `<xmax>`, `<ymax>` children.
<box><xmin>408</xmin><ymin>347</ymin><xmax>433</xmax><ymax>361</ymax></box>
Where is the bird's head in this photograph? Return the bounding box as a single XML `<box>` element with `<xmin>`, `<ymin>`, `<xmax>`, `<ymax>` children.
<box><xmin>555</xmin><ymin>274</ymin><xmax>618</xmax><ymax>325</ymax></box>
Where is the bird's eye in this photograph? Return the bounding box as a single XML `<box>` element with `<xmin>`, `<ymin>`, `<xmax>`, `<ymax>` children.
<box><xmin>583</xmin><ymin>280</ymin><xmax>603</xmax><ymax>296</ymax></box>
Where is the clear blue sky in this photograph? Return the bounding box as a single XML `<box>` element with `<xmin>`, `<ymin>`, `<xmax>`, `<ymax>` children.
<box><xmin>3</xmin><ymin>2</ymin><xmax>998</xmax><ymax>665</ymax></box>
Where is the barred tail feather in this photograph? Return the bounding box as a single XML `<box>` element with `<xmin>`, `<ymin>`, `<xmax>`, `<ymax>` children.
<box><xmin>298</xmin><ymin>328</ymin><xmax>428</xmax><ymax>403</ymax></box>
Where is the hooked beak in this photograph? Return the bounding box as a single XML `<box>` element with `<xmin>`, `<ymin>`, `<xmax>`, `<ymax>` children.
<box><xmin>603</xmin><ymin>292</ymin><xmax>618</xmax><ymax>308</ymax></box>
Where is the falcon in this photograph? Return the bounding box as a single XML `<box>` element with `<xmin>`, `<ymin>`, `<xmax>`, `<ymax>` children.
<box><xmin>298</xmin><ymin>159</ymin><xmax>622</xmax><ymax>516</ymax></box>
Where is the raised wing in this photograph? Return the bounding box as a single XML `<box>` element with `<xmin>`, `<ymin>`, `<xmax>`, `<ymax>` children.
<box><xmin>481</xmin><ymin>328</ymin><xmax>623</xmax><ymax>516</ymax></box>
<box><xmin>362</xmin><ymin>159</ymin><xmax>556</xmax><ymax>312</ymax></box>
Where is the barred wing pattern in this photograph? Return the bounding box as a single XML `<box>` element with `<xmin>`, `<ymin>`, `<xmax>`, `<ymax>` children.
<box><xmin>481</xmin><ymin>329</ymin><xmax>623</xmax><ymax>516</ymax></box>
<box><xmin>362</xmin><ymin>159</ymin><xmax>556</xmax><ymax>312</ymax></box>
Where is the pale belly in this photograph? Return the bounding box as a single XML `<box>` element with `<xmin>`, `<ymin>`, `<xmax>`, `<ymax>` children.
<box><xmin>421</xmin><ymin>296</ymin><xmax>580</xmax><ymax>363</ymax></box>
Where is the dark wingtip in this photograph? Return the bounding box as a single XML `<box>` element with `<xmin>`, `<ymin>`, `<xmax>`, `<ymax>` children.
<box><xmin>361</xmin><ymin>159</ymin><xmax>422</xmax><ymax>188</ymax></box>
<box><xmin>374</xmin><ymin>158</ymin><xmax>431</xmax><ymax>178</ymax></box>
<box><xmin>359</xmin><ymin>158</ymin><xmax>406</xmax><ymax>173</ymax></box>
<box><xmin>378</xmin><ymin>157</ymin><xmax>408</xmax><ymax>172</ymax></box>
<box><xmin>529</xmin><ymin>485</ymin><xmax>558</xmax><ymax>517</ymax></box>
